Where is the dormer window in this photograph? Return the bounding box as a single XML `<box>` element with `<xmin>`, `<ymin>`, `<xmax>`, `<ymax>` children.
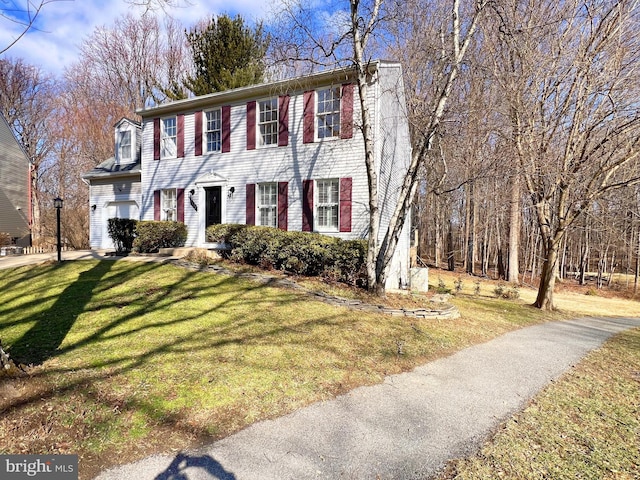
<box><xmin>119</xmin><ymin>130</ymin><xmax>132</xmax><ymax>161</ymax></box>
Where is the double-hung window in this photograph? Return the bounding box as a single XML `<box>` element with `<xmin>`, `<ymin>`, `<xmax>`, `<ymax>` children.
<box><xmin>205</xmin><ymin>109</ymin><xmax>222</xmax><ymax>153</ymax></box>
<box><xmin>161</xmin><ymin>189</ymin><xmax>177</xmax><ymax>221</ymax></box>
<box><xmin>257</xmin><ymin>183</ymin><xmax>278</xmax><ymax>227</ymax></box>
<box><xmin>119</xmin><ymin>130</ymin><xmax>132</xmax><ymax>161</ymax></box>
<box><xmin>316</xmin><ymin>179</ymin><xmax>340</xmax><ymax>230</ymax></box>
<box><xmin>258</xmin><ymin>98</ymin><xmax>278</xmax><ymax>146</ymax></box>
<box><xmin>161</xmin><ymin>117</ymin><xmax>177</xmax><ymax>158</ymax></box>
<box><xmin>317</xmin><ymin>87</ymin><xmax>341</xmax><ymax>139</ymax></box>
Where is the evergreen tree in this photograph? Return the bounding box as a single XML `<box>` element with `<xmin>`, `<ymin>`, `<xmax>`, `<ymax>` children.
<box><xmin>184</xmin><ymin>14</ymin><xmax>270</xmax><ymax>96</ymax></box>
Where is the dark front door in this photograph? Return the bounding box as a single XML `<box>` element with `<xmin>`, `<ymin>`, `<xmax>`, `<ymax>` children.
<box><xmin>205</xmin><ymin>186</ymin><xmax>222</xmax><ymax>227</ymax></box>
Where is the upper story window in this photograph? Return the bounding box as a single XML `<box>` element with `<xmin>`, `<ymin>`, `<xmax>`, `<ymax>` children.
<box><xmin>316</xmin><ymin>179</ymin><xmax>340</xmax><ymax>231</ymax></box>
<box><xmin>206</xmin><ymin>109</ymin><xmax>222</xmax><ymax>153</ymax></box>
<box><xmin>119</xmin><ymin>130</ymin><xmax>132</xmax><ymax>161</ymax></box>
<box><xmin>161</xmin><ymin>188</ymin><xmax>177</xmax><ymax>221</ymax></box>
<box><xmin>317</xmin><ymin>87</ymin><xmax>341</xmax><ymax>139</ymax></box>
<box><xmin>257</xmin><ymin>183</ymin><xmax>278</xmax><ymax>227</ymax></box>
<box><xmin>258</xmin><ymin>98</ymin><xmax>278</xmax><ymax>146</ymax></box>
<box><xmin>161</xmin><ymin>117</ymin><xmax>177</xmax><ymax>158</ymax></box>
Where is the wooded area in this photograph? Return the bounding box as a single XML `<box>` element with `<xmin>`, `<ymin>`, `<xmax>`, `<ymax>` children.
<box><xmin>1</xmin><ymin>0</ymin><xmax>639</xmax><ymax>309</ymax></box>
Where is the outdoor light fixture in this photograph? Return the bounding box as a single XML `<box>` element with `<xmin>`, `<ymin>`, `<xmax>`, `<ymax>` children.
<box><xmin>91</xmin><ymin>204</ymin><xmax>97</xmax><ymax>211</ymax></box>
<box><xmin>54</xmin><ymin>197</ymin><xmax>63</xmax><ymax>263</ymax></box>
<box><xmin>228</xmin><ymin>186</ymin><xmax>235</xmax><ymax>198</ymax></box>
<box><xmin>189</xmin><ymin>189</ymin><xmax>197</xmax><ymax>211</ymax></box>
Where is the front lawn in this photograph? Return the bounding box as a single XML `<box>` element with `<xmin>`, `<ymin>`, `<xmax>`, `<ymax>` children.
<box><xmin>0</xmin><ymin>260</ymin><xmax>624</xmax><ymax>479</ymax></box>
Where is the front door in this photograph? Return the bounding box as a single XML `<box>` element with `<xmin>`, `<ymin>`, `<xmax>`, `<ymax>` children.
<box><xmin>205</xmin><ymin>186</ymin><xmax>222</xmax><ymax>227</ymax></box>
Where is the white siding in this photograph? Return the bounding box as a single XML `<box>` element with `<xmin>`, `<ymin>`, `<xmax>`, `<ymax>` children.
<box><xmin>141</xmin><ymin>86</ymin><xmax>369</xmax><ymax>246</ymax></box>
<box><xmin>377</xmin><ymin>64</ymin><xmax>413</xmax><ymax>289</ymax></box>
<box><xmin>137</xmin><ymin>63</ymin><xmax>412</xmax><ymax>288</ymax></box>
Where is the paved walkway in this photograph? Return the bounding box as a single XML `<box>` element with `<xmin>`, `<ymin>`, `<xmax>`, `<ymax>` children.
<box><xmin>92</xmin><ymin>316</ymin><xmax>640</xmax><ymax>480</ymax></box>
<box><xmin>0</xmin><ymin>250</ymin><xmax>177</xmax><ymax>269</ymax></box>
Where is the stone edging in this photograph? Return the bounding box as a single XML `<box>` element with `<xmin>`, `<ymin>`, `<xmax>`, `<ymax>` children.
<box><xmin>174</xmin><ymin>259</ymin><xmax>460</xmax><ymax>320</ymax></box>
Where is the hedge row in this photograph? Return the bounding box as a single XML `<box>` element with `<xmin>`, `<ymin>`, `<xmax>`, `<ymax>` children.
<box><xmin>206</xmin><ymin>224</ymin><xmax>367</xmax><ymax>286</ymax></box>
<box><xmin>106</xmin><ymin>219</ymin><xmax>187</xmax><ymax>254</ymax></box>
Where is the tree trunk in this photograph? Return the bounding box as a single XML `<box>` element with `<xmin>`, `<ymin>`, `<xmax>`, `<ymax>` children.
<box><xmin>507</xmin><ymin>176</ymin><xmax>520</xmax><ymax>282</ymax></box>
<box><xmin>534</xmin><ymin>242</ymin><xmax>559</xmax><ymax>310</ymax></box>
<box><xmin>463</xmin><ymin>183</ymin><xmax>471</xmax><ymax>272</ymax></box>
<box><xmin>447</xmin><ymin>219</ymin><xmax>455</xmax><ymax>271</ymax></box>
<box><xmin>633</xmin><ymin>228</ymin><xmax>640</xmax><ymax>296</ymax></box>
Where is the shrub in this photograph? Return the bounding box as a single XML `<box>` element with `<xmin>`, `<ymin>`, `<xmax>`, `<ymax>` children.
<box><xmin>330</xmin><ymin>239</ymin><xmax>367</xmax><ymax>285</ymax></box>
<box><xmin>494</xmin><ymin>282</ymin><xmax>520</xmax><ymax>299</ymax></box>
<box><xmin>206</xmin><ymin>224</ymin><xmax>247</xmax><ymax>244</ymax></box>
<box><xmin>436</xmin><ymin>277</ymin><xmax>451</xmax><ymax>294</ymax></box>
<box><xmin>107</xmin><ymin>218</ymin><xmax>137</xmax><ymax>253</ymax></box>
<box><xmin>133</xmin><ymin>221</ymin><xmax>187</xmax><ymax>253</ymax></box>
<box><xmin>205</xmin><ymin>224</ymin><xmax>367</xmax><ymax>286</ymax></box>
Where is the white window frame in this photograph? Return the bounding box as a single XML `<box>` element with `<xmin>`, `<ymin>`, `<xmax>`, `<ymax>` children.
<box><xmin>161</xmin><ymin>116</ymin><xmax>177</xmax><ymax>159</ymax></box>
<box><xmin>258</xmin><ymin>98</ymin><xmax>278</xmax><ymax>147</ymax></box>
<box><xmin>119</xmin><ymin>130</ymin><xmax>132</xmax><ymax>161</ymax></box>
<box><xmin>315</xmin><ymin>179</ymin><xmax>340</xmax><ymax>232</ymax></box>
<box><xmin>316</xmin><ymin>87</ymin><xmax>341</xmax><ymax>140</ymax></box>
<box><xmin>257</xmin><ymin>183</ymin><xmax>278</xmax><ymax>228</ymax></box>
<box><xmin>205</xmin><ymin>108</ymin><xmax>222</xmax><ymax>153</ymax></box>
<box><xmin>161</xmin><ymin>188</ymin><xmax>177</xmax><ymax>221</ymax></box>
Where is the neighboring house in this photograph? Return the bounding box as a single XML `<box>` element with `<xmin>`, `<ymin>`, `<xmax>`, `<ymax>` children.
<box><xmin>85</xmin><ymin>61</ymin><xmax>412</xmax><ymax>288</ymax></box>
<box><xmin>0</xmin><ymin>113</ymin><xmax>31</xmax><ymax>246</ymax></box>
<box><xmin>82</xmin><ymin>118</ymin><xmax>142</xmax><ymax>250</ymax></box>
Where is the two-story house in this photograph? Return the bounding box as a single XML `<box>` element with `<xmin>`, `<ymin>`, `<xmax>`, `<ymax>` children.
<box><xmin>85</xmin><ymin>61</ymin><xmax>412</xmax><ymax>289</ymax></box>
<box><xmin>0</xmin><ymin>113</ymin><xmax>31</xmax><ymax>246</ymax></box>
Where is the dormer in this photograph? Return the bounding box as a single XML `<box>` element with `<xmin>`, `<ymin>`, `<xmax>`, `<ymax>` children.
<box><xmin>114</xmin><ymin>118</ymin><xmax>141</xmax><ymax>165</ymax></box>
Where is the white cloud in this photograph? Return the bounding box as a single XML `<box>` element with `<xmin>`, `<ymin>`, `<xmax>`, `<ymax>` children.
<box><xmin>0</xmin><ymin>0</ymin><xmax>271</xmax><ymax>77</ymax></box>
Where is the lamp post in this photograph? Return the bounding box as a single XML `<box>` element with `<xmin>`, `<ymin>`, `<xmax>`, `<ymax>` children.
<box><xmin>53</xmin><ymin>197</ymin><xmax>63</xmax><ymax>262</ymax></box>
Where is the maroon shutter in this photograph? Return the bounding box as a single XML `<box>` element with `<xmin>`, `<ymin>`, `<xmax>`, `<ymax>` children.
<box><xmin>278</xmin><ymin>95</ymin><xmax>289</xmax><ymax>147</ymax></box>
<box><xmin>246</xmin><ymin>183</ymin><xmax>255</xmax><ymax>225</ymax></box>
<box><xmin>153</xmin><ymin>190</ymin><xmax>161</xmax><ymax>220</ymax></box>
<box><xmin>302</xmin><ymin>180</ymin><xmax>314</xmax><ymax>232</ymax></box>
<box><xmin>195</xmin><ymin>111</ymin><xmax>203</xmax><ymax>156</ymax></box>
<box><xmin>340</xmin><ymin>83</ymin><xmax>354</xmax><ymax>139</ymax></box>
<box><xmin>246</xmin><ymin>101</ymin><xmax>256</xmax><ymax>150</ymax></box>
<box><xmin>177</xmin><ymin>114</ymin><xmax>185</xmax><ymax>158</ymax></box>
<box><xmin>339</xmin><ymin>178</ymin><xmax>352</xmax><ymax>232</ymax></box>
<box><xmin>222</xmin><ymin>105</ymin><xmax>231</xmax><ymax>153</ymax></box>
<box><xmin>177</xmin><ymin>188</ymin><xmax>185</xmax><ymax>223</ymax></box>
<box><xmin>303</xmin><ymin>91</ymin><xmax>315</xmax><ymax>144</ymax></box>
<box><xmin>277</xmin><ymin>181</ymin><xmax>288</xmax><ymax>231</ymax></box>
<box><xmin>153</xmin><ymin>118</ymin><xmax>160</xmax><ymax>160</ymax></box>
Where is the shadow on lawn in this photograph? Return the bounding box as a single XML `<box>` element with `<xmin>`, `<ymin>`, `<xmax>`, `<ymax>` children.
<box><xmin>155</xmin><ymin>452</ymin><xmax>236</xmax><ymax>480</ymax></box>
<box><xmin>9</xmin><ymin>261</ymin><xmax>116</xmax><ymax>365</ymax></box>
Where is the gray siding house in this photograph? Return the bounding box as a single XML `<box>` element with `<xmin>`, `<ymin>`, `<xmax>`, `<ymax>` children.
<box><xmin>85</xmin><ymin>62</ymin><xmax>412</xmax><ymax>288</ymax></box>
<box><xmin>0</xmin><ymin>113</ymin><xmax>30</xmax><ymax>245</ymax></box>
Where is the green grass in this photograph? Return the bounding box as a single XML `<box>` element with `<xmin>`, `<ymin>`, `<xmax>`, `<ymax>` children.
<box><xmin>0</xmin><ymin>260</ymin><xmax>635</xmax><ymax>479</ymax></box>
<box><xmin>440</xmin><ymin>327</ymin><xmax>640</xmax><ymax>479</ymax></box>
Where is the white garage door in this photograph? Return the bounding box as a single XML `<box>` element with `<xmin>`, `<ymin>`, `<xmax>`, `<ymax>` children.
<box><xmin>101</xmin><ymin>201</ymin><xmax>139</xmax><ymax>250</ymax></box>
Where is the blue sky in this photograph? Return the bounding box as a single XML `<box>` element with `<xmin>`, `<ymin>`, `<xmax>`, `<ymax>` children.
<box><xmin>0</xmin><ymin>0</ymin><xmax>272</xmax><ymax>77</ymax></box>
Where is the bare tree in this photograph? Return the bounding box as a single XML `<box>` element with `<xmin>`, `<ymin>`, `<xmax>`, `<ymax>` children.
<box><xmin>74</xmin><ymin>12</ymin><xmax>189</xmax><ymax>112</ymax></box>
<box><xmin>493</xmin><ymin>0</ymin><xmax>640</xmax><ymax>309</ymax></box>
<box><xmin>272</xmin><ymin>0</ymin><xmax>489</xmax><ymax>294</ymax></box>
<box><xmin>0</xmin><ymin>0</ymin><xmax>62</xmax><ymax>55</ymax></box>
